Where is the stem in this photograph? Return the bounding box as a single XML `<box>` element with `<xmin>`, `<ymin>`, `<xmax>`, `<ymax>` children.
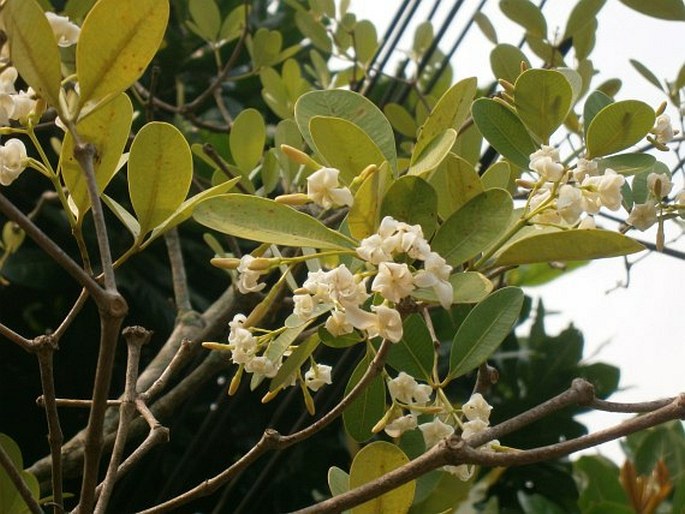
<box><xmin>164</xmin><ymin>228</ymin><xmax>192</xmax><ymax>314</ymax></box>
<box><xmin>0</xmin><ymin>321</ymin><xmax>34</xmax><ymax>352</ymax></box>
<box><xmin>0</xmin><ymin>444</ymin><xmax>43</xmax><ymax>514</ymax></box>
<box><xmin>36</xmin><ymin>337</ymin><xmax>64</xmax><ymax>514</ymax></box>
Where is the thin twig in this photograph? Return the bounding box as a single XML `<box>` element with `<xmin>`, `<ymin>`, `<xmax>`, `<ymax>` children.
<box><xmin>53</xmin><ymin>288</ymin><xmax>89</xmax><ymax>340</ymax></box>
<box><xmin>0</xmin><ymin>443</ymin><xmax>43</xmax><ymax>514</ymax></box>
<box><xmin>164</xmin><ymin>228</ymin><xmax>192</xmax><ymax>314</ymax></box>
<box><xmin>0</xmin><ymin>321</ymin><xmax>34</xmax><ymax>352</ymax></box>
<box><xmin>36</xmin><ymin>336</ymin><xmax>64</xmax><ymax>514</ymax></box>
<box><xmin>36</xmin><ymin>398</ymin><xmax>122</xmax><ymax>408</ymax></box>
<box><xmin>140</xmin><ymin>339</ymin><xmax>194</xmax><ymax>403</ymax></box>
<box><xmin>589</xmin><ymin>396</ymin><xmax>676</xmax><ymax>413</ymax></box>
<box><xmin>95</xmin><ymin>327</ymin><xmax>152</xmax><ymax>514</ymax></box>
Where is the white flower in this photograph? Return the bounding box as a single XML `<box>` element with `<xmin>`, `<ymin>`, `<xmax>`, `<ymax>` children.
<box><xmin>244</xmin><ymin>355</ymin><xmax>279</xmax><ymax>377</ymax></box>
<box><xmin>573</xmin><ymin>158</ymin><xmax>598</xmax><ymax>182</ymax></box>
<box><xmin>236</xmin><ymin>255</ymin><xmax>266</xmax><ymax>294</ymax></box>
<box><xmin>304</xmin><ymin>363</ymin><xmax>332</xmax><ymax>392</ymax></box>
<box><xmin>596</xmin><ymin>169</ymin><xmax>625</xmax><ymax>210</ymax></box>
<box><xmin>419</xmin><ymin>417</ymin><xmax>454</xmax><ymax>448</ymax></box>
<box><xmin>675</xmin><ymin>189</ymin><xmax>685</xmax><ymax>206</ymax></box>
<box><xmin>627</xmin><ymin>202</ymin><xmax>658</xmax><ymax>231</ymax></box>
<box><xmin>0</xmin><ymin>95</ymin><xmax>14</xmax><ymax>126</ymax></box>
<box><xmin>384</xmin><ymin>414</ymin><xmax>417</xmax><ymax>438</ymax></box>
<box><xmin>293</xmin><ymin>293</ymin><xmax>314</xmax><ymax>319</ymax></box>
<box><xmin>387</xmin><ymin>372</ymin><xmax>432</xmax><ymax>405</ymax></box>
<box><xmin>0</xmin><ymin>67</ymin><xmax>18</xmax><ymax>95</ymax></box>
<box><xmin>653</xmin><ymin>114</ymin><xmax>675</xmax><ymax>145</ymax></box>
<box><xmin>461</xmin><ymin>419</ymin><xmax>489</xmax><ymax>440</ymax></box>
<box><xmin>371</xmin><ymin>262</ymin><xmax>415</xmax><ymax>303</ymax></box>
<box><xmin>443</xmin><ymin>464</ymin><xmax>474</xmax><ymax>481</ymax></box>
<box><xmin>647</xmin><ymin>172</ymin><xmax>673</xmax><ymax>198</ymax></box>
<box><xmin>529</xmin><ymin>186</ymin><xmax>561</xmax><ymax>225</ymax></box>
<box><xmin>413</xmin><ymin>251</ymin><xmax>453</xmax><ymax>309</ymax></box>
<box><xmin>328</xmin><ymin>265</ymin><xmax>369</xmax><ymax>307</ymax></box>
<box><xmin>556</xmin><ymin>184</ymin><xmax>583</xmax><ymax>225</ymax></box>
<box><xmin>462</xmin><ymin>393</ymin><xmax>493</xmax><ymax>423</ymax></box>
<box><xmin>356</xmin><ymin>234</ymin><xmax>393</xmax><ymax>264</ymax></box>
<box><xmin>383</xmin><ymin>219</ymin><xmax>430</xmax><ymax>260</ymax></box>
<box><xmin>228</xmin><ymin>315</ymin><xmax>258</xmax><ymax>364</ymax></box>
<box><xmin>368</xmin><ymin>304</ymin><xmax>403</xmax><ymax>342</ymax></box>
<box><xmin>306</xmin><ymin>167</ymin><xmax>353</xmax><ymax>209</ymax></box>
<box><xmin>325</xmin><ymin>310</ymin><xmax>354</xmax><ymax>336</ymax></box>
<box><xmin>302</xmin><ymin>269</ymin><xmax>332</xmax><ymax>301</ymax></box>
<box><xmin>10</xmin><ymin>90</ymin><xmax>37</xmax><ymax>123</ymax></box>
<box><xmin>529</xmin><ymin>146</ymin><xmax>564</xmax><ymax>182</ymax></box>
<box><xmin>578</xmin><ymin>216</ymin><xmax>596</xmax><ymax>230</ymax></box>
<box><xmin>0</xmin><ymin>139</ymin><xmax>28</xmax><ymax>186</ymax></box>
<box><xmin>45</xmin><ymin>12</ymin><xmax>80</xmax><ymax>47</ymax></box>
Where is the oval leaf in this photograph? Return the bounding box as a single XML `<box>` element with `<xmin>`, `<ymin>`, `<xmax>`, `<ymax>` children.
<box><xmin>128</xmin><ymin>122</ymin><xmax>193</xmax><ymax>237</ymax></box>
<box><xmin>4</xmin><ymin>0</ymin><xmax>62</xmax><ymax>109</ymax></box>
<box><xmin>349</xmin><ymin>441</ymin><xmax>415</xmax><ymax>514</ymax></box>
<box><xmin>386</xmin><ymin>314</ymin><xmax>435</xmax><ymax>381</ymax></box>
<box><xmin>471</xmin><ymin>98</ymin><xmax>536</xmax><ymax>169</ymax></box>
<box><xmin>412</xmin><ymin>271</ymin><xmax>493</xmax><ymax>304</ymax></box>
<box><xmin>230</xmin><ymin>108</ymin><xmax>266</xmax><ymax>173</ymax></box>
<box><xmin>77</xmin><ymin>0</ymin><xmax>169</xmax><ymax>108</ymax></box>
<box><xmin>61</xmin><ymin>93</ymin><xmax>133</xmax><ymax>217</ymax></box>
<box><xmin>449</xmin><ymin>287</ymin><xmax>524</xmax><ymax>379</ymax></box>
<box><xmin>380</xmin><ymin>176</ymin><xmax>438</xmax><ymax>239</ymax></box>
<box><xmin>432</xmin><ymin>189</ymin><xmax>514</xmax><ymax>267</ymax></box>
<box><xmin>429</xmin><ymin>153</ymin><xmax>484</xmax><ymax>220</ymax></box>
<box><xmin>494</xmin><ymin>230</ymin><xmax>645</xmax><ymax>266</ymax></box>
<box><xmin>500</xmin><ymin>0</ymin><xmax>547</xmax><ymax>38</ymax></box>
<box><xmin>514</xmin><ymin>69</ymin><xmax>573</xmax><ymax>143</ymax></box>
<box><xmin>408</xmin><ymin>129</ymin><xmax>457</xmax><ymax>176</ymax></box>
<box><xmin>193</xmin><ymin>194</ymin><xmax>357</xmax><ymax>250</ymax></box>
<box><xmin>586</xmin><ymin>100</ymin><xmax>655</xmax><ymax>158</ymax></box>
<box><xmin>348</xmin><ymin>163</ymin><xmax>392</xmax><ymax>240</ymax></box>
<box><xmin>295</xmin><ymin>89</ymin><xmax>397</xmax><ymax>171</ymax></box>
<box><xmin>310</xmin><ymin>116</ymin><xmax>386</xmax><ymax>185</ymax></box>
<box><xmin>490</xmin><ymin>43</ymin><xmax>530</xmax><ymax>83</ymax></box>
<box><xmin>564</xmin><ymin>0</ymin><xmax>606</xmax><ymax>37</ymax></box>
<box><xmin>597</xmin><ymin>153</ymin><xmax>656</xmax><ymax>176</ymax></box>
<box><xmin>343</xmin><ymin>352</ymin><xmax>386</xmax><ymax>443</ymax></box>
<box><xmin>619</xmin><ymin>0</ymin><xmax>685</xmax><ymax>20</ymax></box>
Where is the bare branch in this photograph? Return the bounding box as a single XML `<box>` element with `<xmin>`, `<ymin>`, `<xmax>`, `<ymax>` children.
<box><xmin>164</xmin><ymin>228</ymin><xmax>192</xmax><ymax>314</ymax></box>
<box><xmin>0</xmin><ymin>321</ymin><xmax>34</xmax><ymax>352</ymax></box>
<box><xmin>0</xmin><ymin>443</ymin><xmax>43</xmax><ymax>514</ymax></box>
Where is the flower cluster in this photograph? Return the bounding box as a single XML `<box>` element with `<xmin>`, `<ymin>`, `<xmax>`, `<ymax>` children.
<box><xmin>525</xmin><ymin>146</ymin><xmax>625</xmax><ymax>228</ymax></box>
<box><xmin>627</xmin><ymin>172</ymin><xmax>676</xmax><ymax>231</ymax></box>
<box><xmin>0</xmin><ymin>67</ymin><xmax>39</xmax><ymax>126</ymax></box>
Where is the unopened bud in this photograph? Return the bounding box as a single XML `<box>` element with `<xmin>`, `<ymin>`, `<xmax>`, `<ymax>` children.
<box><xmin>498</xmin><ymin>79</ymin><xmax>515</xmax><ymax>94</ymax></box>
<box><xmin>520</xmin><ymin>60</ymin><xmax>529</xmax><ymax>72</ymax></box>
<box><xmin>655</xmin><ymin>101</ymin><xmax>667</xmax><ymax>116</ymax></box>
<box><xmin>228</xmin><ymin>371</ymin><xmax>242</xmax><ymax>395</ymax></box>
<box><xmin>210</xmin><ymin>257</ymin><xmax>241</xmax><ymax>269</ymax></box>
<box><xmin>516</xmin><ymin>178</ymin><xmax>536</xmax><ymax>189</ymax></box>
<box><xmin>261</xmin><ymin>388</ymin><xmax>280</xmax><ymax>403</ymax></box>
<box><xmin>350</xmin><ymin>164</ymin><xmax>378</xmax><ymax>188</ymax></box>
<box><xmin>247</xmin><ymin>257</ymin><xmax>278</xmax><ymax>270</ymax></box>
<box><xmin>280</xmin><ymin>144</ymin><xmax>321</xmax><ymax>168</ymax></box>
<box><xmin>275</xmin><ymin>193</ymin><xmax>310</xmax><ymax>205</ymax></box>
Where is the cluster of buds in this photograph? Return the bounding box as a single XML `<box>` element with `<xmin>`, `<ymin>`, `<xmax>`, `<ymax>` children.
<box><xmin>627</xmin><ymin>172</ymin><xmax>679</xmax><ymax>231</ymax></box>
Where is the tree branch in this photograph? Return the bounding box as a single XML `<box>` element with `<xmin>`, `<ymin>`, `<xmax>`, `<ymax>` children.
<box><xmin>0</xmin><ymin>443</ymin><xmax>43</xmax><ymax>514</ymax></box>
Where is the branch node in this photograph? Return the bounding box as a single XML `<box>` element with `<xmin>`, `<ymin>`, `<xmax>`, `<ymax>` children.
<box><xmin>571</xmin><ymin>378</ymin><xmax>595</xmax><ymax>405</ymax></box>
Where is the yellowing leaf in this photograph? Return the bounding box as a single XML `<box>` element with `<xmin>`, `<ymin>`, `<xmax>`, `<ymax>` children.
<box><xmin>309</xmin><ymin>116</ymin><xmax>386</xmax><ymax>185</ymax></box>
<box><xmin>128</xmin><ymin>122</ymin><xmax>193</xmax><ymax>238</ymax></box>
<box><xmin>349</xmin><ymin>441</ymin><xmax>415</xmax><ymax>514</ymax></box>
<box><xmin>61</xmin><ymin>94</ymin><xmax>133</xmax><ymax>218</ymax></box>
<box><xmin>4</xmin><ymin>0</ymin><xmax>62</xmax><ymax>109</ymax></box>
<box><xmin>408</xmin><ymin>128</ymin><xmax>457</xmax><ymax>176</ymax></box>
<box><xmin>429</xmin><ymin>153</ymin><xmax>484</xmax><ymax>219</ymax></box>
<box><xmin>348</xmin><ymin>163</ymin><xmax>392</xmax><ymax>240</ymax></box>
<box><xmin>77</xmin><ymin>0</ymin><xmax>169</xmax><ymax>108</ymax></box>
<box><xmin>230</xmin><ymin>108</ymin><xmax>266</xmax><ymax>173</ymax></box>
<box><xmin>193</xmin><ymin>194</ymin><xmax>357</xmax><ymax>250</ymax></box>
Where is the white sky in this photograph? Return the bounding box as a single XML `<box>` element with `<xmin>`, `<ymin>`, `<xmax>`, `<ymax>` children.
<box><xmin>350</xmin><ymin>0</ymin><xmax>685</xmax><ymax>461</ymax></box>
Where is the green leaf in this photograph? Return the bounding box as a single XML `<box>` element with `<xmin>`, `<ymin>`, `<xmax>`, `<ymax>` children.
<box><xmin>564</xmin><ymin>0</ymin><xmax>606</xmax><ymax>37</ymax></box>
<box><xmin>309</xmin><ymin>116</ymin><xmax>386</xmax><ymax>185</ymax></box>
<box><xmin>354</xmin><ymin>20</ymin><xmax>378</xmax><ymax>66</ymax></box>
<box><xmin>619</xmin><ymin>0</ymin><xmax>685</xmax><ymax>20</ymax></box>
<box><xmin>490</xmin><ymin>43</ymin><xmax>530</xmax><ymax>83</ymax></box>
<box><xmin>219</xmin><ymin>4</ymin><xmax>249</xmax><ymax>42</ymax></box>
<box><xmin>193</xmin><ymin>194</ymin><xmax>357</xmax><ymax>250</ymax></box>
<box><xmin>583</xmin><ymin>90</ymin><xmax>613</xmax><ymax>139</ymax></box>
<box><xmin>514</xmin><ymin>69</ymin><xmax>573</xmax><ymax>144</ymax></box>
<box><xmin>386</xmin><ymin>314</ymin><xmax>435</xmax><ymax>381</ymax></box>
<box><xmin>64</xmin><ymin>0</ymin><xmax>98</xmax><ymax>20</ymax></box>
<box><xmin>384</xmin><ymin>103</ymin><xmax>417</xmax><ymax>138</ymax></box>
<box><xmin>269</xmin><ymin>333</ymin><xmax>321</xmax><ymax>391</ymax></box>
<box><xmin>507</xmin><ymin>261</ymin><xmax>588</xmax><ymax>287</ymax></box>
<box><xmin>451</xmin><ymin>123</ymin><xmax>483</xmax><ymax>167</ymax></box>
<box><xmin>574</xmin><ymin>456</ymin><xmax>630</xmax><ymax>510</ymax></box>
<box><xmin>143</xmin><ymin>179</ymin><xmax>240</xmax><ymax>248</ymax></box>
<box><xmin>60</xmin><ymin>93</ymin><xmax>133</xmax><ymax>218</ymax></box>
<box><xmin>260</xmin><ymin>67</ymin><xmax>292</xmax><ymax>119</ymax></box>
<box><xmin>632</xmin><ymin>421</ymin><xmax>685</xmax><ymax>479</ymax></box>
<box><xmin>77</xmin><ymin>0</ymin><xmax>168</xmax><ymax>108</ymax></box>
<box><xmin>412</xmin><ymin>21</ymin><xmax>434</xmax><ymax>57</ymax></box>
<box><xmin>348</xmin><ymin>163</ymin><xmax>392</xmax><ymax>240</ymax></box>
<box><xmin>597</xmin><ymin>153</ymin><xmax>656</xmax><ymax>176</ymax></box>
<box><xmin>449</xmin><ymin>287</ymin><xmax>524</xmax><ymax>379</ymax></box>
<box><xmin>250</xmin><ymin>28</ymin><xmax>283</xmax><ymax>69</ymax></box>
<box><xmin>380</xmin><ymin>176</ymin><xmax>438</xmax><ymax>239</ymax></box>
<box><xmin>429</xmin><ymin>153</ymin><xmax>484</xmax><ymax>220</ymax></box>
<box><xmin>471</xmin><ymin>98</ymin><xmax>537</xmax><ymax>169</ymax></box>
<box><xmin>230</xmin><ymin>108</ymin><xmax>266</xmax><ymax>173</ymax></box>
<box><xmin>187</xmin><ymin>0</ymin><xmax>221</xmax><ymax>41</ymax></box>
<box><xmin>408</xmin><ymin>129</ymin><xmax>457</xmax><ymax>176</ymax></box>
<box><xmin>630</xmin><ymin>59</ymin><xmax>664</xmax><ymax>91</ymax></box>
<box><xmin>295</xmin><ymin>89</ymin><xmax>397</xmax><ymax>172</ymax></box>
<box><xmin>499</xmin><ymin>0</ymin><xmax>547</xmax><ymax>38</ymax></box>
<box><xmin>597</xmin><ymin>78</ymin><xmax>622</xmax><ymax>97</ymax></box>
<box><xmin>102</xmin><ymin>194</ymin><xmax>141</xmax><ymax>239</ymax></box>
<box><xmin>328</xmin><ymin>466</ymin><xmax>350</xmax><ymax>497</ymax></box>
<box><xmin>295</xmin><ymin>11</ymin><xmax>332</xmax><ymax>53</ymax></box>
<box><xmin>432</xmin><ymin>189</ymin><xmax>514</xmax><ymax>266</ymax></box>
<box><xmin>586</xmin><ymin>100</ymin><xmax>655</xmax><ymax>158</ymax></box>
<box><xmin>481</xmin><ymin>161</ymin><xmax>510</xmax><ymax>190</ymax></box>
<box><xmin>572</xmin><ymin>17</ymin><xmax>597</xmax><ymax>60</ymax></box>
<box><xmin>676</xmin><ymin>62</ymin><xmax>685</xmax><ymax>91</ymax></box>
<box><xmin>415</xmin><ymin>78</ymin><xmax>478</xmax><ymax>158</ymax></box>
<box><xmin>412</xmin><ymin>272</ymin><xmax>493</xmax><ymax>304</ymax></box>
<box><xmin>349</xmin><ymin>441</ymin><xmax>415</xmax><ymax>514</ymax></box>
<box><xmin>4</xmin><ymin>0</ymin><xmax>62</xmax><ymax>110</ymax></box>
<box><xmin>494</xmin><ymin>230</ymin><xmax>644</xmax><ymax>266</ymax></box>
<box><xmin>474</xmin><ymin>12</ymin><xmax>498</xmax><ymax>44</ymax></box>
<box><xmin>128</xmin><ymin>122</ymin><xmax>193</xmax><ymax>238</ymax></box>
<box><xmin>343</xmin><ymin>351</ymin><xmax>386</xmax><ymax>442</ymax></box>
<box><xmin>0</xmin><ymin>433</ymin><xmax>40</xmax><ymax>514</ymax></box>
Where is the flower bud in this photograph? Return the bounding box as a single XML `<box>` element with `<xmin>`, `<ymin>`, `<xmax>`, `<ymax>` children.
<box><xmin>274</xmin><ymin>193</ymin><xmax>310</xmax><ymax>205</ymax></box>
<box><xmin>279</xmin><ymin>144</ymin><xmax>320</xmax><ymax>168</ymax></box>
<box><xmin>210</xmin><ymin>257</ymin><xmax>241</xmax><ymax>269</ymax></box>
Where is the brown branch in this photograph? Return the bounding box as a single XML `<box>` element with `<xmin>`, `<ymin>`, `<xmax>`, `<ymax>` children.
<box><xmin>35</xmin><ymin>336</ymin><xmax>64</xmax><ymax>514</ymax></box>
<box><xmin>139</xmin><ymin>339</ymin><xmax>194</xmax><ymax>403</ymax></box>
<box><xmin>0</xmin><ymin>321</ymin><xmax>34</xmax><ymax>352</ymax></box>
<box><xmin>136</xmin><ymin>340</ymin><xmax>393</xmax><ymax>514</ymax></box>
<box><xmin>36</xmin><ymin>398</ymin><xmax>122</xmax><ymax>408</ymax></box>
<box><xmin>94</xmin><ymin>327</ymin><xmax>152</xmax><ymax>514</ymax></box>
<box><xmin>589</xmin><ymin>396</ymin><xmax>677</xmax><ymax>413</ymax></box>
<box><xmin>0</xmin><ymin>443</ymin><xmax>43</xmax><ymax>514</ymax></box>
<box><xmin>164</xmin><ymin>228</ymin><xmax>192</xmax><ymax>314</ymax></box>
<box><xmin>53</xmin><ymin>288</ymin><xmax>89</xmax><ymax>340</ymax></box>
